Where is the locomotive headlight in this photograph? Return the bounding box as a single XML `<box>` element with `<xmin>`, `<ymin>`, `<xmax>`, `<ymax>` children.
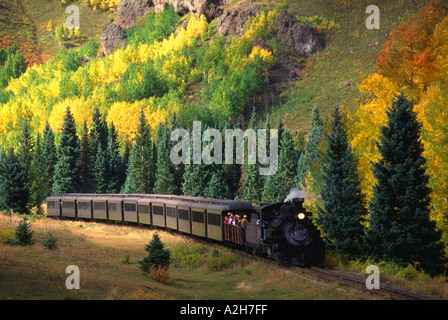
<box><xmin>297</xmin><ymin>213</ymin><xmax>306</xmax><ymax>220</ymax></box>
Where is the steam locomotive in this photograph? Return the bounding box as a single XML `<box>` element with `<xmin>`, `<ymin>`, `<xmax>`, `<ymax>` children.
<box><xmin>46</xmin><ymin>193</ymin><xmax>325</xmax><ymax>267</ymax></box>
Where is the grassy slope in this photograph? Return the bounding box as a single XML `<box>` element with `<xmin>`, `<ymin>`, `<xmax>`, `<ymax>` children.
<box><xmin>22</xmin><ymin>0</ymin><xmax>114</xmax><ymax>58</ymax></box>
<box><xmin>0</xmin><ymin>0</ymin><xmax>42</xmax><ymax>65</ymax></box>
<box><xmin>0</xmin><ymin>0</ymin><xmax>113</xmax><ymax>65</ymax></box>
<box><xmin>264</xmin><ymin>0</ymin><xmax>427</xmax><ymax>135</ymax></box>
<box><xmin>1</xmin><ymin>214</ymin><xmax>447</xmax><ymax>300</ymax></box>
<box><xmin>0</xmin><ymin>213</ymin><xmax>388</xmax><ymax>300</ymax></box>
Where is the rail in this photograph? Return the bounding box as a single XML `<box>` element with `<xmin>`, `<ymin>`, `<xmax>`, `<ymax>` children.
<box><xmin>308</xmin><ymin>267</ymin><xmax>439</xmax><ymax>300</ymax></box>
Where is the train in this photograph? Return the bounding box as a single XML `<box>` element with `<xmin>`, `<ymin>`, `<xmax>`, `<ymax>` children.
<box><xmin>46</xmin><ymin>193</ymin><xmax>325</xmax><ymax>267</ymax></box>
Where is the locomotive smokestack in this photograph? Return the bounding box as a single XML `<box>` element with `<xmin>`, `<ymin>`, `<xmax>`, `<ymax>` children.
<box><xmin>284</xmin><ymin>188</ymin><xmax>306</xmax><ymax>203</ymax></box>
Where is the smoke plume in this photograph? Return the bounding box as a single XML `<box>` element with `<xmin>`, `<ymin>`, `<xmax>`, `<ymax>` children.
<box><xmin>284</xmin><ymin>188</ymin><xmax>306</xmax><ymax>203</ymax></box>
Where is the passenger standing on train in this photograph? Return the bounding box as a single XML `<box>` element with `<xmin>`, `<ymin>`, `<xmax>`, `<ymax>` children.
<box><xmin>240</xmin><ymin>215</ymin><xmax>248</xmax><ymax>240</ymax></box>
<box><xmin>233</xmin><ymin>215</ymin><xmax>239</xmax><ymax>226</ymax></box>
<box><xmin>228</xmin><ymin>213</ymin><xmax>234</xmax><ymax>225</ymax></box>
<box><xmin>224</xmin><ymin>213</ymin><xmax>230</xmax><ymax>224</ymax></box>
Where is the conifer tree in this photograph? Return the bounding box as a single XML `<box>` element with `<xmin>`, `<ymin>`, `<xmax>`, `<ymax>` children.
<box><xmin>89</xmin><ymin>107</ymin><xmax>108</xmax><ymax>191</ymax></box>
<box><xmin>274</xmin><ymin>128</ymin><xmax>297</xmax><ymax>202</ymax></box>
<box><xmin>107</xmin><ymin>123</ymin><xmax>123</xmax><ymax>193</ymax></box>
<box><xmin>317</xmin><ymin>106</ymin><xmax>366</xmax><ymax>258</ymax></box>
<box><xmin>0</xmin><ymin>148</ymin><xmax>30</xmax><ymax>214</ymax></box>
<box><xmin>153</xmin><ymin>121</ymin><xmax>176</xmax><ymax>194</ymax></box>
<box><xmin>205</xmin><ymin>164</ymin><xmax>231</xmax><ymax>199</ymax></box>
<box><xmin>94</xmin><ymin>143</ymin><xmax>108</xmax><ymax>193</ymax></box>
<box><xmin>224</xmin><ymin>119</ymin><xmax>242</xmax><ymax>200</ymax></box>
<box><xmin>241</xmin><ymin>109</ymin><xmax>263</xmax><ymax>204</ymax></box>
<box><xmin>79</xmin><ymin>121</ymin><xmax>94</xmax><ymax>193</ymax></box>
<box><xmin>30</xmin><ymin>133</ymin><xmax>46</xmax><ymax>215</ymax></box>
<box><xmin>123</xmin><ymin>109</ymin><xmax>154</xmax><ymax>194</ymax></box>
<box><xmin>261</xmin><ymin>174</ymin><xmax>277</xmax><ymax>204</ymax></box>
<box><xmin>52</xmin><ymin>106</ymin><xmax>81</xmax><ymax>194</ymax></box>
<box><xmin>182</xmin><ymin>127</ymin><xmax>210</xmax><ymax>197</ymax></box>
<box><xmin>139</xmin><ymin>233</ymin><xmax>171</xmax><ymax>272</ymax></box>
<box><xmin>6</xmin><ymin>218</ymin><xmax>34</xmax><ymax>246</ymax></box>
<box><xmin>296</xmin><ymin>106</ymin><xmax>324</xmax><ymax>188</ymax></box>
<box><xmin>170</xmin><ymin>113</ymin><xmax>184</xmax><ymax>194</ymax></box>
<box><xmin>18</xmin><ymin>118</ymin><xmax>34</xmax><ymax>174</ymax></box>
<box><xmin>41</xmin><ymin>121</ymin><xmax>57</xmax><ymax>197</ymax></box>
<box><xmin>365</xmin><ymin>94</ymin><xmax>445</xmax><ymax>275</ymax></box>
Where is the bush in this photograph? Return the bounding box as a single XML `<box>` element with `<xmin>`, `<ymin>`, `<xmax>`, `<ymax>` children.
<box><xmin>171</xmin><ymin>244</ymin><xmax>207</xmax><ymax>268</ymax></box>
<box><xmin>207</xmin><ymin>254</ymin><xmax>237</xmax><ymax>272</ymax></box>
<box><xmin>149</xmin><ymin>265</ymin><xmax>171</xmax><ymax>283</ymax></box>
<box><xmin>139</xmin><ymin>233</ymin><xmax>171</xmax><ymax>274</ymax></box>
<box><xmin>0</xmin><ymin>226</ymin><xmax>15</xmax><ymax>243</ymax></box>
<box><xmin>42</xmin><ymin>232</ymin><xmax>58</xmax><ymax>250</ymax></box>
<box><xmin>121</xmin><ymin>251</ymin><xmax>130</xmax><ymax>264</ymax></box>
<box><xmin>5</xmin><ymin>218</ymin><xmax>34</xmax><ymax>246</ymax></box>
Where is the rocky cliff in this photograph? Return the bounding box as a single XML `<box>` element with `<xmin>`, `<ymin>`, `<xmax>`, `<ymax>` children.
<box><xmin>101</xmin><ymin>0</ymin><xmax>325</xmax><ymax>58</ymax></box>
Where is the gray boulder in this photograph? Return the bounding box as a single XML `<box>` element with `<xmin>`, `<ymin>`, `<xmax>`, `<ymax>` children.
<box><xmin>275</xmin><ymin>9</ymin><xmax>325</xmax><ymax>57</ymax></box>
<box><xmin>116</xmin><ymin>0</ymin><xmax>154</xmax><ymax>29</ymax></box>
<box><xmin>216</xmin><ymin>4</ymin><xmax>260</xmax><ymax>36</ymax></box>
<box><xmin>100</xmin><ymin>23</ymin><xmax>127</xmax><ymax>56</ymax></box>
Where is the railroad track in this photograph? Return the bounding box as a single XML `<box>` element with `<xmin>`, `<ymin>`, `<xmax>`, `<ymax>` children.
<box><xmin>307</xmin><ymin>267</ymin><xmax>439</xmax><ymax>300</ymax></box>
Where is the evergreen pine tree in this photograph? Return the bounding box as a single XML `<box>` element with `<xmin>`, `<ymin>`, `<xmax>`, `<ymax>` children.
<box><xmin>30</xmin><ymin>133</ymin><xmax>46</xmax><ymax>215</ymax></box>
<box><xmin>52</xmin><ymin>106</ymin><xmax>81</xmax><ymax>194</ymax></box>
<box><xmin>241</xmin><ymin>109</ymin><xmax>263</xmax><ymax>204</ymax></box>
<box><xmin>0</xmin><ymin>148</ymin><xmax>30</xmax><ymax>214</ymax></box>
<box><xmin>94</xmin><ymin>143</ymin><xmax>108</xmax><ymax>193</ymax></box>
<box><xmin>261</xmin><ymin>174</ymin><xmax>277</xmax><ymax>203</ymax></box>
<box><xmin>182</xmin><ymin>127</ymin><xmax>211</xmax><ymax>197</ymax></box>
<box><xmin>317</xmin><ymin>106</ymin><xmax>366</xmax><ymax>258</ymax></box>
<box><xmin>139</xmin><ymin>233</ymin><xmax>171</xmax><ymax>272</ymax></box>
<box><xmin>274</xmin><ymin>128</ymin><xmax>297</xmax><ymax>202</ymax></box>
<box><xmin>107</xmin><ymin>123</ymin><xmax>123</xmax><ymax>193</ymax></box>
<box><xmin>41</xmin><ymin>121</ymin><xmax>57</xmax><ymax>197</ymax></box>
<box><xmin>222</xmin><ymin>119</ymin><xmax>242</xmax><ymax>200</ymax></box>
<box><xmin>123</xmin><ymin>109</ymin><xmax>154</xmax><ymax>194</ymax></box>
<box><xmin>205</xmin><ymin>164</ymin><xmax>231</xmax><ymax>199</ymax></box>
<box><xmin>153</xmin><ymin>121</ymin><xmax>176</xmax><ymax>195</ymax></box>
<box><xmin>296</xmin><ymin>106</ymin><xmax>324</xmax><ymax>189</ymax></box>
<box><xmin>79</xmin><ymin>121</ymin><xmax>94</xmax><ymax>193</ymax></box>
<box><xmin>170</xmin><ymin>113</ymin><xmax>184</xmax><ymax>194</ymax></box>
<box><xmin>18</xmin><ymin>118</ymin><xmax>34</xmax><ymax>174</ymax></box>
<box><xmin>6</xmin><ymin>218</ymin><xmax>34</xmax><ymax>246</ymax></box>
<box><xmin>89</xmin><ymin>107</ymin><xmax>108</xmax><ymax>192</ymax></box>
<box><xmin>365</xmin><ymin>94</ymin><xmax>445</xmax><ymax>275</ymax></box>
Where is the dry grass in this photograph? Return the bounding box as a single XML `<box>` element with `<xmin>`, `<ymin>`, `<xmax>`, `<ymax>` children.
<box><xmin>0</xmin><ymin>213</ymin><xmax>438</xmax><ymax>300</ymax></box>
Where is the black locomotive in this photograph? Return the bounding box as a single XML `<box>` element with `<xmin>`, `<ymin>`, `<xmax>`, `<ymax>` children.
<box><xmin>46</xmin><ymin>193</ymin><xmax>325</xmax><ymax>267</ymax></box>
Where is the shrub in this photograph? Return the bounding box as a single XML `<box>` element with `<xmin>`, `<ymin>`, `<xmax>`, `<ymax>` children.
<box><xmin>121</xmin><ymin>251</ymin><xmax>130</xmax><ymax>264</ymax></box>
<box><xmin>149</xmin><ymin>265</ymin><xmax>171</xmax><ymax>283</ymax></box>
<box><xmin>42</xmin><ymin>232</ymin><xmax>58</xmax><ymax>250</ymax></box>
<box><xmin>171</xmin><ymin>244</ymin><xmax>206</xmax><ymax>268</ymax></box>
<box><xmin>207</xmin><ymin>254</ymin><xmax>237</xmax><ymax>272</ymax></box>
<box><xmin>139</xmin><ymin>233</ymin><xmax>171</xmax><ymax>275</ymax></box>
<box><xmin>5</xmin><ymin>218</ymin><xmax>34</xmax><ymax>246</ymax></box>
<box><xmin>0</xmin><ymin>226</ymin><xmax>15</xmax><ymax>243</ymax></box>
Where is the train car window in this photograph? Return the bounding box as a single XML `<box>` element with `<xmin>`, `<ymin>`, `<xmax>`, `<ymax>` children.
<box><xmin>153</xmin><ymin>205</ymin><xmax>163</xmax><ymax>215</ymax></box>
<box><xmin>93</xmin><ymin>202</ymin><xmax>106</xmax><ymax>210</ymax></box>
<box><xmin>166</xmin><ymin>207</ymin><xmax>176</xmax><ymax>218</ymax></box>
<box><xmin>62</xmin><ymin>201</ymin><xmax>75</xmax><ymax>209</ymax></box>
<box><xmin>109</xmin><ymin>203</ymin><xmax>118</xmax><ymax>211</ymax></box>
<box><xmin>78</xmin><ymin>202</ymin><xmax>91</xmax><ymax>210</ymax></box>
<box><xmin>192</xmin><ymin>211</ymin><xmax>204</xmax><ymax>223</ymax></box>
<box><xmin>178</xmin><ymin>209</ymin><xmax>189</xmax><ymax>220</ymax></box>
<box><xmin>124</xmin><ymin>203</ymin><xmax>136</xmax><ymax>212</ymax></box>
<box><xmin>138</xmin><ymin>204</ymin><xmax>149</xmax><ymax>214</ymax></box>
<box><xmin>47</xmin><ymin>201</ymin><xmax>56</xmax><ymax>209</ymax></box>
<box><xmin>207</xmin><ymin>213</ymin><xmax>221</xmax><ymax>226</ymax></box>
